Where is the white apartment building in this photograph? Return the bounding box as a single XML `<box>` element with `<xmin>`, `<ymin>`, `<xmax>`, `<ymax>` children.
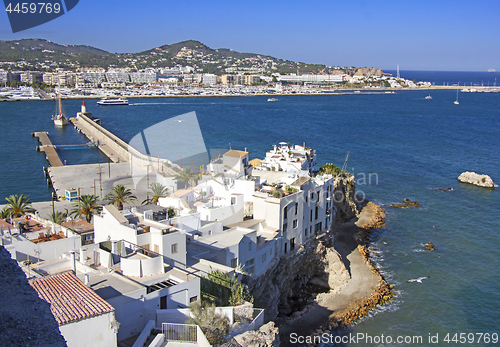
<box><xmin>202</xmin><ymin>73</ymin><xmax>218</xmax><ymax>85</ymax></box>
<box><xmin>279</xmin><ymin>74</ymin><xmax>344</xmax><ymax>85</ymax></box>
<box><xmin>105</xmin><ymin>70</ymin><xmax>130</xmax><ymax>83</ymax></box>
<box><xmin>130</xmin><ymin>71</ymin><xmax>157</xmax><ymax>84</ymax></box>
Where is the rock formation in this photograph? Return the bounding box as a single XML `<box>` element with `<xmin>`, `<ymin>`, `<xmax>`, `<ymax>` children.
<box><xmin>392</xmin><ymin>198</ymin><xmax>420</xmax><ymax>208</ymax></box>
<box><xmin>458</xmin><ymin>171</ymin><xmax>495</xmax><ymax>188</ymax></box>
<box><xmin>231</xmin><ymin>321</ymin><xmax>280</xmax><ymax>347</ymax></box>
<box><xmin>425</xmin><ymin>242</ymin><xmax>436</xmax><ymax>250</ymax></box>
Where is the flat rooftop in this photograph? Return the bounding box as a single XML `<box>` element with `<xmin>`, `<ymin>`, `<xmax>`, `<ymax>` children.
<box><xmin>89</xmin><ymin>273</ymin><xmax>144</xmax><ymax>300</ymax></box>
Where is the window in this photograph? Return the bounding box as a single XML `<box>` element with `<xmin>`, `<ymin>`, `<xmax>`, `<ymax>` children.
<box><xmin>171</xmin><ymin>243</ymin><xmax>178</xmax><ymax>254</ymax></box>
<box><xmin>231</xmin><ymin>258</ymin><xmax>238</xmax><ymax>268</ymax></box>
<box><xmin>305</xmin><ymin>228</ymin><xmax>308</xmax><ymax>236</ymax></box>
<box><xmin>231</xmin><ymin>197</ymin><xmax>236</xmax><ymax>205</ymax></box>
<box><xmin>310</xmin><ymin>226</ymin><xmax>312</xmax><ymax>235</ymax></box>
<box><xmin>245</xmin><ymin>259</ymin><xmax>255</xmax><ymax>275</ymax></box>
<box><xmin>283</xmin><ymin>205</ymin><xmax>288</xmax><ymax>219</ymax></box>
<box><xmin>284</xmin><ymin>243</ymin><xmax>288</xmax><ymax>254</ymax></box>
<box><xmin>315</xmin><ymin>222</ymin><xmax>323</xmax><ymax>233</ymax></box>
<box><xmin>293</xmin><ymin>219</ymin><xmax>298</xmax><ymax>229</ymax></box>
<box><xmin>262</xmin><ymin>253</ymin><xmax>267</xmax><ymax>263</ymax></box>
<box><xmin>315</xmin><ymin>206</ymin><xmax>319</xmax><ymax>220</ymax></box>
<box><xmin>154</xmin><ymin>244</ymin><xmax>159</xmax><ymax>253</ymax></box>
<box><xmin>310</xmin><ymin>210</ymin><xmax>313</xmax><ymax>222</ymax></box>
<box><xmin>290</xmin><ymin>238</ymin><xmax>295</xmax><ymax>250</ymax></box>
<box><xmin>283</xmin><ymin>223</ymin><xmax>287</xmax><ymax>232</ymax></box>
<box><xmin>295</xmin><ymin>203</ymin><xmax>298</xmax><ymax>215</ymax></box>
<box><xmin>249</xmin><ymin>242</ymin><xmax>252</xmax><ymax>251</ymax></box>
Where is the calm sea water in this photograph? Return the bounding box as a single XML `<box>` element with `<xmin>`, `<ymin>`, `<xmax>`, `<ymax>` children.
<box><xmin>385</xmin><ymin>70</ymin><xmax>499</xmax><ymax>87</ymax></box>
<box><xmin>1</xmin><ymin>72</ymin><xmax>499</xmax><ymax>346</ymax></box>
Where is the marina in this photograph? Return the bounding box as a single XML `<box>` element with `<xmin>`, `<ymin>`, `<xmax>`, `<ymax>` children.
<box><xmin>1</xmin><ymin>88</ymin><xmax>499</xmax><ymax>344</ymax></box>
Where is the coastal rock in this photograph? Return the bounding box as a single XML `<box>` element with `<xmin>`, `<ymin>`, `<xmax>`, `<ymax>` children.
<box><xmin>233</xmin><ymin>321</ymin><xmax>280</xmax><ymax>347</ymax></box>
<box><xmin>425</xmin><ymin>242</ymin><xmax>436</xmax><ymax>250</ymax></box>
<box><xmin>458</xmin><ymin>171</ymin><xmax>495</xmax><ymax>188</ymax></box>
<box><xmin>391</xmin><ymin>198</ymin><xmax>420</xmax><ymax>208</ymax></box>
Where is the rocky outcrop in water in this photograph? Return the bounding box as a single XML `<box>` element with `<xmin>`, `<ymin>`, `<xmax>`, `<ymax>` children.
<box><xmin>458</xmin><ymin>171</ymin><xmax>495</xmax><ymax>188</ymax></box>
<box><xmin>391</xmin><ymin>198</ymin><xmax>420</xmax><ymax>208</ymax></box>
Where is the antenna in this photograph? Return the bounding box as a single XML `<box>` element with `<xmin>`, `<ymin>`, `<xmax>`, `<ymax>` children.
<box><xmin>397</xmin><ymin>65</ymin><xmax>400</xmax><ymax>79</ymax></box>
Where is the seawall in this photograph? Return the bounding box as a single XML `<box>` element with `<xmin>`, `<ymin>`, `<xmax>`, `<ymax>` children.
<box><xmin>71</xmin><ymin>113</ymin><xmax>181</xmax><ymax>176</ymax></box>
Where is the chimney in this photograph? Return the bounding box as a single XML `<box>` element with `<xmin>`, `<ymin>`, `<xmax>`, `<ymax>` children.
<box><xmin>79</xmin><ymin>248</ymin><xmax>87</xmax><ymax>265</ymax></box>
<box><xmin>70</xmin><ymin>251</ymin><xmax>76</xmax><ymax>274</ymax></box>
<box><xmin>84</xmin><ymin>273</ymin><xmax>90</xmax><ymax>287</ymax></box>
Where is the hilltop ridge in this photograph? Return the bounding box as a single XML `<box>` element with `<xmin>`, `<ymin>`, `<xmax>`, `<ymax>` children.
<box><xmin>0</xmin><ymin>38</ymin><xmax>384</xmax><ymax>76</ymax></box>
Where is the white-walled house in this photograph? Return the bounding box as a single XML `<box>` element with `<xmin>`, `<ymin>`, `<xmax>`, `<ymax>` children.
<box><xmin>252</xmin><ymin>174</ymin><xmax>336</xmax><ymax>255</ymax></box>
<box><xmin>1</xmin><ymin>216</ymin><xmax>81</xmax><ymax>263</ymax></box>
<box><xmin>259</xmin><ymin>142</ymin><xmax>316</xmax><ymax>175</ymax></box>
<box><xmin>30</xmin><ymin>271</ymin><xmax>118</xmax><ymax>347</ymax></box>
<box><xmin>93</xmin><ymin>204</ymin><xmax>187</xmax><ymax>265</ymax></box>
<box><xmin>91</xmin><ymin>240</ymin><xmax>201</xmax><ymax>342</ymax></box>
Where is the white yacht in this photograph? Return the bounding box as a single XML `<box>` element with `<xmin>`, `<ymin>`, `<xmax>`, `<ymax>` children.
<box><xmin>267</xmin><ymin>97</ymin><xmax>278</xmax><ymax>102</ymax></box>
<box><xmin>97</xmin><ymin>97</ymin><xmax>129</xmax><ymax>106</ymax></box>
<box><xmin>425</xmin><ymin>95</ymin><xmax>432</xmax><ymax>100</ymax></box>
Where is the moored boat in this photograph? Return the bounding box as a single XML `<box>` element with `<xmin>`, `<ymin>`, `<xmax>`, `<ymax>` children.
<box><xmin>52</xmin><ymin>92</ymin><xmax>68</xmax><ymax>126</ymax></box>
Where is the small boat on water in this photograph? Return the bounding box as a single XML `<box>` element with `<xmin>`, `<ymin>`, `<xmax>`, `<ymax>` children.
<box><xmin>97</xmin><ymin>97</ymin><xmax>129</xmax><ymax>106</ymax></box>
<box><xmin>267</xmin><ymin>98</ymin><xmax>278</xmax><ymax>102</ymax></box>
<box><xmin>425</xmin><ymin>95</ymin><xmax>432</xmax><ymax>100</ymax></box>
<box><xmin>52</xmin><ymin>92</ymin><xmax>68</xmax><ymax>126</ymax></box>
<box><xmin>454</xmin><ymin>89</ymin><xmax>459</xmax><ymax>105</ymax></box>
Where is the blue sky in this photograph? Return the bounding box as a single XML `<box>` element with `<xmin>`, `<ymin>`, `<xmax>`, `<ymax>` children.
<box><xmin>1</xmin><ymin>0</ymin><xmax>498</xmax><ymax>71</ymax></box>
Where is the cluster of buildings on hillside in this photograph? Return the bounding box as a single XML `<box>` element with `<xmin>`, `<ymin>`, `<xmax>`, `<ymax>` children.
<box><xmin>1</xmin><ymin>142</ymin><xmax>342</xmax><ymax>346</ymax></box>
<box><xmin>0</xmin><ymin>67</ymin><xmax>347</xmax><ymax>88</ymax></box>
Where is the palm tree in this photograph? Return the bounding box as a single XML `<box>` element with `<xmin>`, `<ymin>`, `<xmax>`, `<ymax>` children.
<box><xmin>142</xmin><ymin>183</ymin><xmax>169</xmax><ymax>205</ymax></box>
<box><xmin>69</xmin><ymin>195</ymin><xmax>102</xmax><ymax>223</ymax></box>
<box><xmin>104</xmin><ymin>184</ymin><xmax>137</xmax><ymax>210</ymax></box>
<box><xmin>4</xmin><ymin>194</ymin><xmax>36</xmax><ymax>218</ymax></box>
<box><xmin>47</xmin><ymin>211</ymin><xmax>67</xmax><ymax>225</ymax></box>
<box><xmin>174</xmin><ymin>167</ymin><xmax>198</xmax><ymax>188</ymax></box>
<box><xmin>0</xmin><ymin>208</ymin><xmax>10</xmax><ymax>220</ymax></box>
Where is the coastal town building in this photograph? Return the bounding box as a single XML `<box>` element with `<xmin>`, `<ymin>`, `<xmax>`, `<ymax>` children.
<box><xmin>279</xmin><ymin>74</ymin><xmax>344</xmax><ymax>85</ymax></box>
<box><xmin>29</xmin><ymin>271</ymin><xmax>118</xmax><ymax>347</ymax></box>
<box><xmin>1</xmin><ymin>216</ymin><xmax>81</xmax><ymax>263</ymax></box>
<box><xmin>202</xmin><ymin>73</ymin><xmax>218</xmax><ymax>85</ymax></box>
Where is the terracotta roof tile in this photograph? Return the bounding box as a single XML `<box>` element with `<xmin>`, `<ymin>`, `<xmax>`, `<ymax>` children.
<box><xmin>29</xmin><ymin>271</ymin><xmax>114</xmax><ymax>326</ymax></box>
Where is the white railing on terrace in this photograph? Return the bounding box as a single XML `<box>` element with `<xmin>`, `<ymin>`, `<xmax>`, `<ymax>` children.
<box><xmin>162</xmin><ymin>323</ymin><xmax>197</xmax><ymax>343</ymax></box>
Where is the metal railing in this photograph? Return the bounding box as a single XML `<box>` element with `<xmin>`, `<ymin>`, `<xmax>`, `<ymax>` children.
<box><xmin>162</xmin><ymin>323</ymin><xmax>198</xmax><ymax>343</ymax></box>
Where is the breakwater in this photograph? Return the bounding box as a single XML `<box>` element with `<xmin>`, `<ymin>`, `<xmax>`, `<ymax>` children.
<box><xmin>71</xmin><ymin>113</ymin><xmax>181</xmax><ymax>176</ymax></box>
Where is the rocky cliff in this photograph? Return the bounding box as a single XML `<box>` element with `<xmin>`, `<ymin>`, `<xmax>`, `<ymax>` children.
<box><xmin>247</xmin><ymin>176</ymin><xmax>357</xmax><ymax>322</ymax></box>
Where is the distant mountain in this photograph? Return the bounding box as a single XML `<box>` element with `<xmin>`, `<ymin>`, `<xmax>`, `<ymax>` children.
<box><xmin>0</xmin><ymin>38</ymin><xmax>381</xmax><ymax>76</ymax></box>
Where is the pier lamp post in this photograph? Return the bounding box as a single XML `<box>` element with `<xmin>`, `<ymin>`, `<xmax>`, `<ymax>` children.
<box><xmin>51</xmin><ymin>192</ymin><xmax>56</xmax><ymax>215</ymax></box>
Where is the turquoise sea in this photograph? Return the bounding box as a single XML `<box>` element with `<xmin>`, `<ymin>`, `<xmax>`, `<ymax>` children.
<box><xmin>1</xmin><ymin>71</ymin><xmax>499</xmax><ymax>346</ymax></box>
